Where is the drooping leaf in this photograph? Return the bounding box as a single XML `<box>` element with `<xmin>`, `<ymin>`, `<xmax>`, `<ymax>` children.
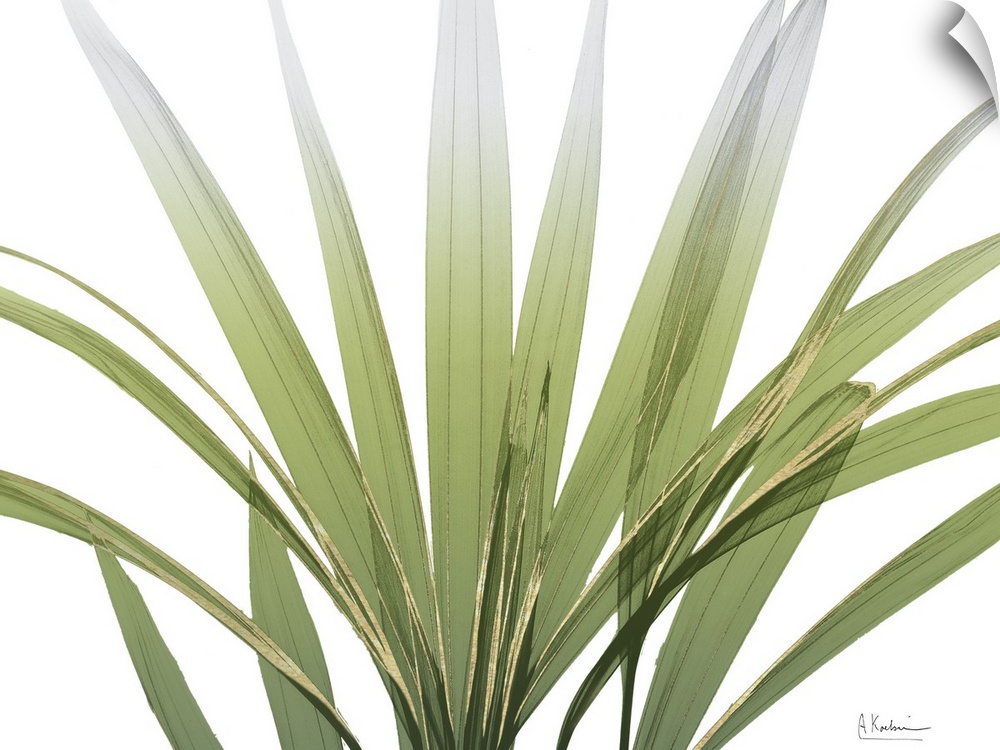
<box><xmin>0</xmin><ymin>285</ymin><xmax>423</xmax><ymax>730</ymax></box>
<box><xmin>0</xmin><ymin>243</ymin><xmax>432</xmax><ymax>733</ymax></box>
<box><xmin>96</xmin><ymin>546</ymin><xmax>223</xmax><ymax>750</ymax></box>
<box><xmin>0</xmin><ymin>247</ymin><xmax>343</xmax><ymax>586</ymax></box>
<box><xmin>0</xmin><ymin>472</ymin><xmax>363</xmax><ymax>750</ymax></box>
<box><xmin>0</xmin><ymin>287</ymin><xmax>330</xmax><ymax>605</ymax></box>
<box><xmin>425</xmin><ymin>0</ymin><xmax>513</xmax><ymax>720</ymax></box>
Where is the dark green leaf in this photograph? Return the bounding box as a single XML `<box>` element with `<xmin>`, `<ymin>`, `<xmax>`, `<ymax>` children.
<box><xmin>250</xmin><ymin>506</ymin><xmax>343</xmax><ymax>750</ymax></box>
<box><xmin>96</xmin><ymin>546</ymin><xmax>223</xmax><ymax>750</ymax></box>
<box><xmin>0</xmin><ymin>472</ymin><xmax>363</xmax><ymax>750</ymax></box>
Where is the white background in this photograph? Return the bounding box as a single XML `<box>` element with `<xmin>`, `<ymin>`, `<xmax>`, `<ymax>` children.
<box><xmin>0</xmin><ymin>0</ymin><xmax>998</xmax><ymax>748</ymax></box>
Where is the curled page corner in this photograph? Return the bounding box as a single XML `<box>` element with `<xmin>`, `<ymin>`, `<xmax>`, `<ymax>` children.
<box><xmin>947</xmin><ymin>2</ymin><xmax>998</xmax><ymax>102</ymax></box>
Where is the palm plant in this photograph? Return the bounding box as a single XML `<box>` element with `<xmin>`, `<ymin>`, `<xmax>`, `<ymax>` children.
<box><xmin>1</xmin><ymin>0</ymin><xmax>999</xmax><ymax>748</ymax></box>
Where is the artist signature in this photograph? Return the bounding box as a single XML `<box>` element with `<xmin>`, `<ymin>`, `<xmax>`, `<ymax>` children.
<box><xmin>858</xmin><ymin>713</ymin><xmax>931</xmax><ymax>741</ymax></box>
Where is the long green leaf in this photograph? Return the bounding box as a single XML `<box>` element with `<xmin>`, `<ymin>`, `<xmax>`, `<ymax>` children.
<box><xmin>830</xmin><ymin>385</ymin><xmax>1000</xmax><ymax>497</ymax></box>
<box><xmin>426</xmin><ymin>0</ymin><xmax>514</xmax><ymax>721</ymax></box>
<box><xmin>518</xmin><ymin>0</ymin><xmax>831</xmax><ymax>698</ymax></box>
<box><xmin>686</xmin><ymin>227</ymin><xmax>1000</xmax><ymax>485</ymax></box>
<box><xmin>250</xmin><ymin>506</ymin><xmax>343</xmax><ymax>750</ymax></box>
<box><xmin>0</xmin><ymin>472</ymin><xmax>363</xmax><ymax>750</ymax></box>
<box><xmin>799</xmin><ymin>97</ymin><xmax>997</xmax><ymax>343</ymax></box>
<box><xmin>530</xmin><ymin>0</ymin><xmax>796</xmax><ymax>657</ymax></box>
<box><xmin>609</xmin><ymin>9</ymin><xmax>786</xmax><ymax>732</ymax></box>
<box><xmin>694</xmin><ymin>479</ymin><xmax>1000</xmax><ymax>750</ymax></box>
<box><xmin>0</xmin><ymin>244</ymin><xmax>433</xmax><ymax>737</ymax></box>
<box><xmin>459</xmin><ymin>0</ymin><xmax>609</xmax><ymax>739</ymax></box>
<box><xmin>609</xmin><ymin>5</ymin><xmax>828</xmax><ymax>737</ymax></box>
<box><xmin>537</xmin><ymin>51</ymin><xmax>993</xmax><ymax>708</ymax></box>
<box><xmin>266</xmin><ymin>3</ymin><xmax>439</xmax><ymax>743</ymax></box>
<box><xmin>64</xmin><ymin>0</ymin><xmax>392</xmax><ymax>632</ymax></box>
<box><xmin>62</xmin><ymin>2</ymin><xmax>442</xmax><ymax>737</ymax></box>
<box><xmin>617</xmin><ymin>5</ymin><xmax>778</xmax><ymax>611</ymax></box>
<box><xmin>96</xmin><ymin>546</ymin><xmax>223</xmax><ymax>750</ymax></box>
<box><xmin>507</xmin><ymin>0</ymin><xmax>607</xmax><ymax>528</ymax></box>
<box><xmin>622</xmin><ymin>0</ymin><xmax>826</xmax><ymax>570</ymax></box>
<box><xmin>266</xmin><ymin>0</ymin><xmax>435</xmax><ymax>638</ymax></box>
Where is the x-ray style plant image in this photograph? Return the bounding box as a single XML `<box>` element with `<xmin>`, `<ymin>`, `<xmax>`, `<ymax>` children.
<box><xmin>0</xmin><ymin>0</ymin><xmax>998</xmax><ymax>748</ymax></box>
